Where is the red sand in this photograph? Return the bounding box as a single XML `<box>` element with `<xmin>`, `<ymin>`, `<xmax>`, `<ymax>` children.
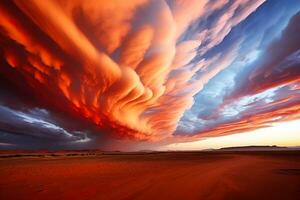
<box><xmin>0</xmin><ymin>151</ymin><xmax>300</xmax><ymax>200</ymax></box>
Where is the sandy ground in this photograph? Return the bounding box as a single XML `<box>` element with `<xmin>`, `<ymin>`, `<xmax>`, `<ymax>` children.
<box><xmin>0</xmin><ymin>151</ymin><xmax>300</xmax><ymax>200</ymax></box>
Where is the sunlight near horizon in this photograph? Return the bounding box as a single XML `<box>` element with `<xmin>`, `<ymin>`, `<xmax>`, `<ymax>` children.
<box><xmin>161</xmin><ymin>119</ymin><xmax>300</xmax><ymax>151</ymax></box>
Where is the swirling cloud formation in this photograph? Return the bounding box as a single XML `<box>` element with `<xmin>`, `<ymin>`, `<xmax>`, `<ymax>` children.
<box><xmin>0</xmin><ymin>0</ymin><xmax>299</xmax><ymax>150</ymax></box>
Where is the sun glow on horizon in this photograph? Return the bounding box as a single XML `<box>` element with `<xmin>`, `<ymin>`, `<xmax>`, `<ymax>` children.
<box><xmin>160</xmin><ymin>119</ymin><xmax>300</xmax><ymax>151</ymax></box>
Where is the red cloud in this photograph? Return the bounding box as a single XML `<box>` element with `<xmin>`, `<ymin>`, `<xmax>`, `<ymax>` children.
<box><xmin>0</xmin><ymin>0</ymin><xmax>267</xmax><ymax>142</ymax></box>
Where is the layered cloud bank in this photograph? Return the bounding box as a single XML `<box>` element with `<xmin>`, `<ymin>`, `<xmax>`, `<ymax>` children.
<box><xmin>0</xmin><ymin>0</ymin><xmax>299</xmax><ymax>150</ymax></box>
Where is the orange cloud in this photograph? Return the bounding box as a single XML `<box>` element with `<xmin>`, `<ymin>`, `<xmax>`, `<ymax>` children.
<box><xmin>0</xmin><ymin>0</ymin><xmax>268</xmax><ymax>142</ymax></box>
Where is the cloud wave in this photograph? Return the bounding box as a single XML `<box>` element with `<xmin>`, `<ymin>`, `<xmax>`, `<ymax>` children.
<box><xmin>0</xmin><ymin>0</ymin><xmax>299</xmax><ymax>150</ymax></box>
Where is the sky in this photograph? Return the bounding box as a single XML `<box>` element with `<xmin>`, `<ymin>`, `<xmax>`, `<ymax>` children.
<box><xmin>0</xmin><ymin>0</ymin><xmax>299</xmax><ymax>151</ymax></box>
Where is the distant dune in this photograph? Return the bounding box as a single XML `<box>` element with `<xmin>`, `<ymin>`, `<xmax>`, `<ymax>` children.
<box><xmin>218</xmin><ymin>145</ymin><xmax>290</xmax><ymax>151</ymax></box>
<box><xmin>0</xmin><ymin>146</ymin><xmax>299</xmax><ymax>159</ymax></box>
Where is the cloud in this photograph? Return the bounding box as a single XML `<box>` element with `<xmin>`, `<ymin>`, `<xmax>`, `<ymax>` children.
<box><xmin>230</xmin><ymin>11</ymin><xmax>300</xmax><ymax>98</ymax></box>
<box><xmin>1</xmin><ymin>0</ymin><xmax>298</xmax><ymax>150</ymax></box>
<box><xmin>0</xmin><ymin>105</ymin><xmax>92</xmax><ymax>149</ymax></box>
<box><xmin>176</xmin><ymin>7</ymin><xmax>300</xmax><ymax>140</ymax></box>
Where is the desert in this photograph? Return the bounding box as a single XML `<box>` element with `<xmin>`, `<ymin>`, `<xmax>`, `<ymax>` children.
<box><xmin>1</xmin><ymin>150</ymin><xmax>300</xmax><ymax>200</ymax></box>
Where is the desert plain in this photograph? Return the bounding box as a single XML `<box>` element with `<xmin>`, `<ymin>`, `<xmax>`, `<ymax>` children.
<box><xmin>0</xmin><ymin>150</ymin><xmax>300</xmax><ymax>200</ymax></box>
